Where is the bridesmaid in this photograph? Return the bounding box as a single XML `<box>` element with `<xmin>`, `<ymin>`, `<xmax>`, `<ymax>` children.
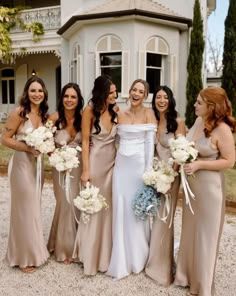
<box><xmin>47</xmin><ymin>83</ymin><xmax>84</xmax><ymax>264</ymax></box>
<box><xmin>73</xmin><ymin>75</ymin><xmax>118</xmax><ymax>275</ymax></box>
<box><xmin>1</xmin><ymin>76</ymin><xmax>49</xmax><ymax>273</ymax></box>
<box><xmin>174</xmin><ymin>87</ymin><xmax>236</xmax><ymax>296</ymax></box>
<box><xmin>145</xmin><ymin>85</ymin><xmax>186</xmax><ymax>286</ymax></box>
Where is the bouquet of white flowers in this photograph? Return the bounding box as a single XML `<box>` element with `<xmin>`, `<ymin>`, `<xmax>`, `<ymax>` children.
<box><xmin>168</xmin><ymin>134</ymin><xmax>198</xmax><ymax>214</ymax></box>
<box><xmin>73</xmin><ymin>182</ymin><xmax>108</xmax><ymax>224</ymax></box>
<box><xmin>49</xmin><ymin>142</ymin><xmax>82</xmax><ymax>203</ymax></box>
<box><xmin>23</xmin><ymin>120</ymin><xmax>56</xmax><ymax>154</ymax></box>
<box><xmin>21</xmin><ymin>120</ymin><xmax>57</xmax><ymax>200</ymax></box>
<box><xmin>143</xmin><ymin>158</ymin><xmax>178</xmax><ymax>195</ymax></box>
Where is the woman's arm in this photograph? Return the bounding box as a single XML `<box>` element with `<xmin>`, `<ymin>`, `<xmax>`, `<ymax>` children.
<box><xmin>80</xmin><ymin>106</ymin><xmax>94</xmax><ymax>186</ymax></box>
<box><xmin>48</xmin><ymin>112</ymin><xmax>58</xmax><ymax>125</ymax></box>
<box><xmin>175</xmin><ymin>117</ymin><xmax>186</xmax><ymax>136</ymax></box>
<box><xmin>1</xmin><ymin>108</ymin><xmax>34</xmax><ymax>153</ymax></box>
<box><xmin>184</xmin><ymin>123</ymin><xmax>235</xmax><ymax>174</ymax></box>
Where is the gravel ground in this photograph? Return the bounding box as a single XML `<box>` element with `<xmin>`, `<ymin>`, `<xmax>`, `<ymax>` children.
<box><xmin>0</xmin><ymin>175</ymin><xmax>236</xmax><ymax>296</ymax></box>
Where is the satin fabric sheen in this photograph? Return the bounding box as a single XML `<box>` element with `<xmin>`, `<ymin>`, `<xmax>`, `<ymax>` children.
<box><xmin>73</xmin><ymin>122</ymin><xmax>117</xmax><ymax>275</ymax></box>
<box><xmin>47</xmin><ymin>129</ymin><xmax>82</xmax><ymax>262</ymax></box>
<box><xmin>145</xmin><ymin>131</ymin><xmax>180</xmax><ymax>286</ymax></box>
<box><xmin>107</xmin><ymin>124</ymin><xmax>156</xmax><ymax>279</ymax></box>
<box><xmin>175</xmin><ymin>119</ymin><xmax>224</xmax><ymax>296</ymax></box>
<box><xmin>6</xmin><ymin>118</ymin><xmax>49</xmax><ymax>268</ymax></box>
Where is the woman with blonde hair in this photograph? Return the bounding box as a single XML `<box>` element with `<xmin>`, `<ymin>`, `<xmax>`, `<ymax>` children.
<box><xmin>174</xmin><ymin>87</ymin><xmax>236</xmax><ymax>296</ymax></box>
<box><xmin>107</xmin><ymin>79</ymin><xmax>157</xmax><ymax>279</ymax></box>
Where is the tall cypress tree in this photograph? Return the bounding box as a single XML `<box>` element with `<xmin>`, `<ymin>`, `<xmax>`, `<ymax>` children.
<box><xmin>222</xmin><ymin>0</ymin><xmax>236</xmax><ymax>115</ymax></box>
<box><xmin>185</xmin><ymin>0</ymin><xmax>204</xmax><ymax>128</ymax></box>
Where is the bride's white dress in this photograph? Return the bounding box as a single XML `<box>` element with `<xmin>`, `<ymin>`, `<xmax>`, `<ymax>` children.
<box><xmin>107</xmin><ymin>123</ymin><xmax>156</xmax><ymax>279</ymax></box>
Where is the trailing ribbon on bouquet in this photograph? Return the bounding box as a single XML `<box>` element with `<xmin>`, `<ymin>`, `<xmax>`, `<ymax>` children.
<box><xmin>158</xmin><ymin>193</ymin><xmax>171</xmax><ymax>224</ymax></box>
<box><xmin>35</xmin><ymin>154</ymin><xmax>42</xmax><ymax>200</ymax></box>
<box><xmin>59</xmin><ymin>170</ymin><xmax>73</xmax><ymax>204</ymax></box>
<box><xmin>180</xmin><ymin>164</ymin><xmax>195</xmax><ymax>214</ymax></box>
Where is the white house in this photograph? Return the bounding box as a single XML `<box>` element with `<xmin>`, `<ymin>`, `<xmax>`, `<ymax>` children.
<box><xmin>0</xmin><ymin>0</ymin><xmax>216</xmax><ymax>118</ymax></box>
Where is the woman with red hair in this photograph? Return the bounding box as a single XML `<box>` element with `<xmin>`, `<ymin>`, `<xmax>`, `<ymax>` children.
<box><xmin>175</xmin><ymin>87</ymin><xmax>236</xmax><ymax>296</ymax></box>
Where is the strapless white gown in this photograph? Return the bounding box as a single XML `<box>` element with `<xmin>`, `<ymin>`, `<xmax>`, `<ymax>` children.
<box><xmin>107</xmin><ymin>123</ymin><xmax>156</xmax><ymax>279</ymax></box>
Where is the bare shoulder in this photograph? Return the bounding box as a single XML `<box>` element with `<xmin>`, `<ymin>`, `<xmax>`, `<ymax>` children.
<box><xmin>83</xmin><ymin>104</ymin><xmax>93</xmax><ymax>115</ymax></box>
<box><xmin>215</xmin><ymin>122</ymin><xmax>233</xmax><ymax>136</ymax></box>
<box><xmin>145</xmin><ymin>107</ymin><xmax>157</xmax><ymax>123</ymax></box>
<box><xmin>2</xmin><ymin>107</ymin><xmax>24</xmax><ymax>135</ymax></box>
<box><xmin>7</xmin><ymin>107</ymin><xmax>23</xmax><ymax>122</ymax></box>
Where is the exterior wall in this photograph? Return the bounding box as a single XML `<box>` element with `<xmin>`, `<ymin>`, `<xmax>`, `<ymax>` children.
<box><xmin>61</xmin><ymin>18</ymin><xmax>188</xmax><ymax>116</ymax></box>
<box><xmin>0</xmin><ymin>53</ymin><xmax>60</xmax><ymax>114</ymax></box>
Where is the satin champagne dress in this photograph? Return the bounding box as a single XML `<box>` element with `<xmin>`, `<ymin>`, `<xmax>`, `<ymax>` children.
<box><xmin>47</xmin><ymin>129</ymin><xmax>82</xmax><ymax>262</ymax></box>
<box><xmin>73</xmin><ymin>122</ymin><xmax>117</xmax><ymax>275</ymax></box>
<box><xmin>175</xmin><ymin>119</ymin><xmax>225</xmax><ymax>296</ymax></box>
<box><xmin>145</xmin><ymin>131</ymin><xmax>180</xmax><ymax>286</ymax></box>
<box><xmin>106</xmin><ymin>124</ymin><xmax>156</xmax><ymax>279</ymax></box>
<box><xmin>6</xmin><ymin>118</ymin><xmax>49</xmax><ymax>268</ymax></box>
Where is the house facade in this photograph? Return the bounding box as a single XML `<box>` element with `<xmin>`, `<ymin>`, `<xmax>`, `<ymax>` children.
<box><xmin>0</xmin><ymin>0</ymin><xmax>216</xmax><ymax>118</ymax></box>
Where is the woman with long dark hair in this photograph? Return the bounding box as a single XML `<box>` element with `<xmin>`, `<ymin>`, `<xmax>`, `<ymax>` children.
<box><xmin>175</xmin><ymin>87</ymin><xmax>236</xmax><ymax>296</ymax></box>
<box><xmin>73</xmin><ymin>75</ymin><xmax>118</xmax><ymax>275</ymax></box>
<box><xmin>1</xmin><ymin>76</ymin><xmax>50</xmax><ymax>273</ymax></box>
<box><xmin>47</xmin><ymin>82</ymin><xmax>84</xmax><ymax>264</ymax></box>
<box><xmin>145</xmin><ymin>85</ymin><xmax>186</xmax><ymax>286</ymax></box>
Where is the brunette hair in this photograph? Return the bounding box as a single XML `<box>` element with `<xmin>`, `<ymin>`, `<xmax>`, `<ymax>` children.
<box><xmin>90</xmin><ymin>75</ymin><xmax>117</xmax><ymax>134</ymax></box>
<box><xmin>55</xmin><ymin>83</ymin><xmax>84</xmax><ymax>132</ymax></box>
<box><xmin>19</xmin><ymin>76</ymin><xmax>49</xmax><ymax>123</ymax></box>
<box><xmin>200</xmin><ymin>87</ymin><xmax>236</xmax><ymax>137</ymax></box>
<box><xmin>151</xmin><ymin>85</ymin><xmax>178</xmax><ymax>133</ymax></box>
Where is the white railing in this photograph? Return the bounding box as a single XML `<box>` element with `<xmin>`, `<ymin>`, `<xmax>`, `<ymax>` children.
<box><xmin>12</xmin><ymin>6</ymin><xmax>61</xmax><ymax>32</ymax></box>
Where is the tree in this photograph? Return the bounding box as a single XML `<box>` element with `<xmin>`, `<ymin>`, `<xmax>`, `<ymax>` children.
<box><xmin>221</xmin><ymin>0</ymin><xmax>236</xmax><ymax>115</ymax></box>
<box><xmin>0</xmin><ymin>6</ymin><xmax>44</xmax><ymax>63</ymax></box>
<box><xmin>206</xmin><ymin>35</ymin><xmax>223</xmax><ymax>74</ymax></box>
<box><xmin>185</xmin><ymin>0</ymin><xmax>204</xmax><ymax>128</ymax></box>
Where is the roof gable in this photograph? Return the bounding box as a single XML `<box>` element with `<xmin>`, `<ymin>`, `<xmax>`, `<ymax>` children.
<box><xmin>84</xmin><ymin>0</ymin><xmax>182</xmax><ymax>18</ymax></box>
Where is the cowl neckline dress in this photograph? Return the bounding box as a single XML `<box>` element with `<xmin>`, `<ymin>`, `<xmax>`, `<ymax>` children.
<box><xmin>175</xmin><ymin>121</ymin><xmax>224</xmax><ymax>296</ymax></box>
<box><xmin>6</xmin><ymin>117</ymin><xmax>49</xmax><ymax>268</ymax></box>
<box><xmin>47</xmin><ymin>129</ymin><xmax>82</xmax><ymax>262</ymax></box>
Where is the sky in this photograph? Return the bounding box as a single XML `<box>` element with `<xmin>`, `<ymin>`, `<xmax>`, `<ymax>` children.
<box><xmin>206</xmin><ymin>0</ymin><xmax>229</xmax><ymax>71</ymax></box>
<box><xmin>207</xmin><ymin>0</ymin><xmax>229</xmax><ymax>46</ymax></box>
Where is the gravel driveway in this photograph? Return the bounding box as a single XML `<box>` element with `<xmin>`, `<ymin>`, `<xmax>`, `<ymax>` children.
<box><xmin>0</xmin><ymin>176</ymin><xmax>235</xmax><ymax>296</ymax></box>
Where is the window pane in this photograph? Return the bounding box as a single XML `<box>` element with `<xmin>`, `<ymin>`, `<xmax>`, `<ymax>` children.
<box><xmin>147</xmin><ymin>53</ymin><xmax>162</xmax><ymax>67</ymax></box>
<box><xmin>101</xmin><ymin>67</ymin><xmax>121</xmax><ymax>93</ymax></box>
<box><xmin>2</xmin><ymin>81</ymin><xmax>8</xmax><ymax>104</ymax></box>
<box><xmin>146</xmin><ymin>68</ymin><xmax>161</xmax><ymax>93</ymax></box>
<box><xmin>100</xmin><ymin>53</ymin><xmax>121</xmax><ymax>66</ymax></box>
<box><xmin>2</xmin><ymin>69</ymin><xmax>14</xmax><ymax>77</ymax></box>
<box><xmin>9</xmin><ymin>80</ymin><xmax>15</xmax><ymax>104</ymax></box>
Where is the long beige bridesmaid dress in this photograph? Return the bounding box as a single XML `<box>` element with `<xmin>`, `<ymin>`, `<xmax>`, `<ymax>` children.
<box><xmin>73</xmin><ymin>122</ymin><xmax>117</xmax><ymax>275</ymax></box>
<box><xmin>47</xmin><ymin>129</ymin><xmax>82</xmax><ymax>262</ymax></box>
<box><xmin>145</xmin><ymin>131</ymin><xmax>180</xmax><ymax>286</ymax></box>
<box><xmin>175</xmin><ymin>120</ymin><xmax>225</xmax><ymax>296</ymax></box>
<box><xmin>6</xmin><ymin>118</ymin><xmax>49</xmax><ymax>268</ymax></box>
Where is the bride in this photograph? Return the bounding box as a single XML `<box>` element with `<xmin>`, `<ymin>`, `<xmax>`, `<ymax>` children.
<box><xmin>106</xmin><ymin>79</ymin><xmax>157</xmax><ymax>279</ymax></box>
